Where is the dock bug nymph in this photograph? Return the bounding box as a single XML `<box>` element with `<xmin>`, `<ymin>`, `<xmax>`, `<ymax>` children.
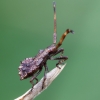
<box><xmin>18</xmin><ymin>1</ymin><xmax>74</xmax><ymax>89</ymax></box>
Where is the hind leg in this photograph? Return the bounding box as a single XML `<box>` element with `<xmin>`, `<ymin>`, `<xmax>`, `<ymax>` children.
<box><xmin>42</xmin><ymin>63</ymin><xmax>48</xmax><ymax>89</ymax></box>
<box><xmin>30</xmin><ymin>68</ymin><xmax>42</xmax><ymax>87</ymax></box>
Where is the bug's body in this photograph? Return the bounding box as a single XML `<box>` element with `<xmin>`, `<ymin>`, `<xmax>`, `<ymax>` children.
<box><xmin>19</xmin><ymin>44</ymin><xmax>57</xmax><ymax>79</ymax></box>
<box><xmin>19</xmin><ymin>44</ymin><xmax>55</xmax><ymax>79</ymax></box>
<box><xmin>18</xmin><ymin>2</ymin><xmax>73</xmax><ymax>87</ymax></box>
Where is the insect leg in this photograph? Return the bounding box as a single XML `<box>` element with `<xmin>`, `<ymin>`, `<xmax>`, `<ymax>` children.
<box><xmin>53</xmin><ymin>56</ymin><xmax>68</xmax><ymax>60</ymax></box>
<box><xmin>55</xmin><ymin>29</ymin><xmax>74</xmax><ymax>49</ymax></box>
<box><xmin>49</xmin><ymin>48</ymin><xmax>64</xmax><ymax>59</ymax></box>
<box><xmin>53</xmin><ymin>1</ymin><xmax>57</xmax><ymax>44</ymax></box>
<box><xmin>51</xmin><ymin>56</ymin><xmax>68</xmax><ymax>69</ymax></box>
<box><xmin>53</xmin><ymin>48</ymin><xmax>64</xmax><ymax>56</ymax></box>
<box><xmin>30</xmin><ymin>68</ymin><xmax>42</xmax><ymax>86</ymax></box>
<box><xmin>42</xmin><ymin>63</ymin><xmax>48</xmax><ymax>89</ymax></box>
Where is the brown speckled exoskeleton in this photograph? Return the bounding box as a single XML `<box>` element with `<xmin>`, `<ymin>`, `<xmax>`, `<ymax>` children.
<box><xmin>18</xmin><ymin>2</ymin><xmax>74</xmax><ymax>89</ymax></box>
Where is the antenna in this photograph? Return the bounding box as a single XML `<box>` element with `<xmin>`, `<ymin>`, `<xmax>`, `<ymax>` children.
<box><xmin>56</xmin><ymin>29</ymin><xmax>74</xmax><ymax>49</ymax></box>
<box><xmin>53</xmin><ymin>1</ymin><xmax>57</xmax><ymax>44</ymax></box>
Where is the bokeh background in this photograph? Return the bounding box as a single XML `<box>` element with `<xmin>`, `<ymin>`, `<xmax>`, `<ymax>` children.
<box><xmin>0</xmin><ymin>0</ymin><xmax>100</xmax><ymax>100</ymax></box>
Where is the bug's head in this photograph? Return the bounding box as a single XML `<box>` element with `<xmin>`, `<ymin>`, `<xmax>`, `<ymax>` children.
<box><xmin>18</xmin><ymin>57</ymin><xmax>34</xmax><ymax>80</ymax></box>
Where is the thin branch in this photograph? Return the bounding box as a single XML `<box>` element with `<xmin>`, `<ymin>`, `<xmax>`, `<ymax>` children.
<box><xmin>15</xmin><ymin>64</ymin><xmax>66</xmax><ymax>100</ymax></box>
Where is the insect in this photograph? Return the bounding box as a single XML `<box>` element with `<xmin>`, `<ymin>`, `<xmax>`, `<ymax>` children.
<box><xmin>18</xmin><ymin>2</ymin><xmax>74</xmax><ymax>88</ymax></box>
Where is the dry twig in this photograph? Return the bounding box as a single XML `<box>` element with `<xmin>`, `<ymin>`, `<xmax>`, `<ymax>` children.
<box><xmin>15</xmin><ymin>64</ymin><xmax>66</xmax><ymax>100</ymax></box>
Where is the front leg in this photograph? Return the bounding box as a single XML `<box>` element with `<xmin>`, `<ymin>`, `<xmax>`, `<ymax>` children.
<box><xmin>52</xmin><ymin>56</ymin><xmax>68</xmax><ymax>68</ymax></box>
<box><xmin>54</xmin><ymin>48</ymin><xmax>64</xmax><ymax>57</ymax></box>
<box><xmin>49</xmin><ymin>48</ymin><xmax>68</xmax><ymax>68</ymax></box>
<box><xmin>49</xmin><ymin>48</ymin><xmax>64</xmax><ymax>59</ymax></box>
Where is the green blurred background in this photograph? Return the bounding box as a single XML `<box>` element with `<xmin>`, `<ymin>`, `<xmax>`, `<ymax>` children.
<box><xmin>0</xmin><ymin>0</ymin><xmax>100</xmax><ymax>100</ymax></box>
